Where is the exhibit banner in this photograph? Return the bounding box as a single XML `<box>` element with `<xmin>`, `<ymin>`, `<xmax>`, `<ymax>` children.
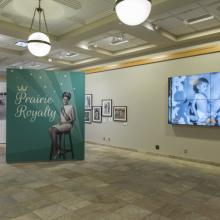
<box><xmin>7</xmin><ymin>69</ymin><xmax>85</xmax><ymax>163</ymax></box>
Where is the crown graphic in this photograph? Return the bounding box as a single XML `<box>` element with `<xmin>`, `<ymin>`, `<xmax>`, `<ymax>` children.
<box><xmin>17</xmin><ymin>85</ymin><xmax>28</xmax><ymax>92</ymax></box>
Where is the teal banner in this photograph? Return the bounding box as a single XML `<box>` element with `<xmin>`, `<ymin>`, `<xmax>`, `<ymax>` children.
<box><xmin>6</xmin><ymin>69</ymin><xmax>85</xmax><ymax>163</ymax></box>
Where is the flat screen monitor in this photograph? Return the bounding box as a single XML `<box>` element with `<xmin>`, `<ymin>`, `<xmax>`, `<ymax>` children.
<box><xmin>168</xmin><ymin>72</ymin><xmax>220</xmax><ymax>126</ymax></box>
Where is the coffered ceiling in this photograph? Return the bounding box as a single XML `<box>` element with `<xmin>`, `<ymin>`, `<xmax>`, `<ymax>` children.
<box><xmin>0</xmin><ymin>0</ymin><xmax>220</xmax><ymax>74</ymax></box>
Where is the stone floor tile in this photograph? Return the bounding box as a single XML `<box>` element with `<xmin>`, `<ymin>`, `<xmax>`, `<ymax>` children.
<box><xmin>60</xmin><ymin>196</ymin><xmax>91</xmax><ymax>210</ymax></box>
<box><xmin>142</xmin><ymin>213</ymin><xmax>171</xmax><ymax>220</ymax></box>
<box><xmin>11</xmin><ymin>213</ymin><xmax>42</xmax><ymax>220</ymax></box>
<box><xmin>12</xmin><ymin>189</ymin><xmax>41</xmax><ymax>202</ymax></box>
<box><xmin>115</xmin><ymin>189</ymin><xmax>143</xmax><ymax>203</ymax></box>
<box><xmin>1</xmin><ymin>143</ymin><xmax>220</xmax><ymax>219</ymax></box>
<box><xmin>34</xmin><ymin>204</ymin><xmax>70</xmax><ymax>220</ymax></box>
<box><xmin>113</xmin><ymin>204</ymin><xmax>151</xmax><ymax>220</ymax></box>
<box><xmin>35</xmin><ymin>184</ymin><xmax>61</xmax><ymax>194</ymax></box>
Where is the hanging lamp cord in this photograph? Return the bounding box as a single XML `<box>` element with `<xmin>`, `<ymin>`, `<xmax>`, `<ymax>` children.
<box><xmin>29</xmin><ymin>0</ymin><xmax>49</xmax><ymax>34</ymax></box>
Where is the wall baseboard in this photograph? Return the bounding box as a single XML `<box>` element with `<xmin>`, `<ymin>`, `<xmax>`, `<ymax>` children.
<box><xmin>86</xmin><ymin>141</ymin><xmax>220</xmax><ymax>167</ymax></box>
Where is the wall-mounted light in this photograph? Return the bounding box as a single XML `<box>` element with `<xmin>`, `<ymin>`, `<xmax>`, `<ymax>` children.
<box><xmin>115</xmin><ymin>0</ymin><xmax>152</xmax><ymax>26</ymax></box>
<box><xmin>27</xmin><ymin>0</ymin><xmax>51</xmax><ymax>57</ymax></box>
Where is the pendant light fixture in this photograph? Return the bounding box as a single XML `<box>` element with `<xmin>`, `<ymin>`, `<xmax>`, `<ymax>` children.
<box><xmin>115</xmin><ymin>0</ymin><xmax>152</xmax><ymax>26</ymax></box>
<box><xmin>27</xmin><ymin>0</ymin><xmax>51</xmax><ymax>57</ymax></box>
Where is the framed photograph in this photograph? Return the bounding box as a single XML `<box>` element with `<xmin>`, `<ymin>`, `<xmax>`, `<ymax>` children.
<box><xmin>85</xmin><ymin>94</ymin><xmax>92</xmax><ymax>110</ymax></box>
<box><xmin>113</xmin><ymin>106</ymin><xmax>127</xmax><ymax>122</ymax></box>
<box><xmin>85</xmin><ymin>111</ymin><xmax>92</xmax><ymax>123</ymax></box>
<box><xmin>92</xmin><ymin>106</ymin><xmax>102</xmax><ymax>123</ymax></box>
<box><xmin>102</xmin><ymin>99</ymin><xmax>112</xmax><ymax>117</ymax></box>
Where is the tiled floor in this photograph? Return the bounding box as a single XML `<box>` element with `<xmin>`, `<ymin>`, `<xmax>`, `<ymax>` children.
<box><xmin>1</xmin><ymin>143</ymin><xmax>220</xmax><ymax>219</ymax></box>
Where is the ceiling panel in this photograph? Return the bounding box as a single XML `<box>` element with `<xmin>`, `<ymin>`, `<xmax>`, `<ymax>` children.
<box><xmin>154</xmin><ymin>16</ymin><xmax>184</xmax><ymax>30</ymax></box>
<box><xmin>0</xmin><ymin>0</ymin><xmax>114</xmax><ymax>35</ymax></box>
<box><xmin>85</xmin><ymin>30</ymin><xmax>147</xmax><ymax>52</ymax></box>
<box><xmin>0</xmin><ymin>0</ymin><xmax>220</xmax><ymax>73</ymax></box>
<box><xmin>10</xmin><ymin>61</ymin><xmax>53</xmax><ymax>69</ymax></box>
<box><xmin>198</xmin><ymin>0</ymin><xmax>220</xmax><ymax>6</ymax></box>
<box><xmin>0</xmin><ymin>54</ymin><xmax>7</xmax><ymax>61</ymax></box>
<box><xmin>205</xmin><ymin>1</ymin><xmax>220</xmax><ymax>18</ymax></box>
<box><xmin>177</xmin><ymin>7</ymin><xmax>208</xmax><ymax>21</ymax></box>
<box><xmin>170</xmin><ymin>3</ymin><xmax>199</xmax><ymax>15</ymax></box>
<box><xmin>167</xmin><ymin>26</ymin><xmax>195</xmax><ymax>36</ymax></box>
<box><xmin>53</xmin><ymin>0</ymin><xmax>82</xmax><ymax>10</ymax></box>
<box><xmin>190</xmin><ymin>19</ymin><xmax>220</xmax><ymax>31</ymax></box>
<box><xmin>0</xmin><ymin>34</ymin><xmax>26</xmax><ymax>51</ymax></box>
<box><xmin>50</xmin><ymin>49</ymin><xmax>91</xmax><ymax>61</ymax></box>
<box><xmin>0</xmin><ymin>0</ymin><xmax>12</xmax><ymax>8</ymax></box>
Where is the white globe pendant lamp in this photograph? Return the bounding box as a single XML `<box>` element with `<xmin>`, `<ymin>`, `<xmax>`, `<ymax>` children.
<box><xmin>115</xmin><ymin>0</ymin><xmax>152</xmax><ymax>26</ymax></box>
<box><xmin>27</xmin><ymin>0</ymin><xmax>51</xmax><ymax>57</ymax></box>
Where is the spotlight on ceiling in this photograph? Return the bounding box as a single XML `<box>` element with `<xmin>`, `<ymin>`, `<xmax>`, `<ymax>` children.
<box><xmin>27</xmin><ymin>0</ymin><xmax>51</xmax><ymax>57</ymax></box>
<box><xmin>65</xmin><ymin>52</ymin><xmax>78</xmax><ymax>57</ymax></box>
<box><xmin>110</xmin><ymin>33</ymin><xmax>128</xmax><ymax>45</ymax></box>
<box><xmin>15</xmin><ymin>40</ymin><xmax>28</xmax><ymax>48</ymax></box>
<box><xmin>115</xmin><ymin>0</ymin><xmax>152</xmax><ymax>26</ymax></box>
<box><xmin>142</xmin><ymin>21</ymin><xmax>158</xmax><ymax>31</ymax></box>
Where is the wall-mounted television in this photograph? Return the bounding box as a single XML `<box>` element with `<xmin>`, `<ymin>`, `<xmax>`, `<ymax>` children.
<box><xmin>168</xmin><ymin>72</ymin><xmax>220</xmax><ymax>126</ymax></box>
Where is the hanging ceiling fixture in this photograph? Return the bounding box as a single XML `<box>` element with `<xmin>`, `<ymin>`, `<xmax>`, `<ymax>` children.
<box><xmin>115</xmin><ymin>0</ymin><xmax>152</xmax><ymax>26</ymax></box>
<box><xmin>27</xmin><ymin>0</ymin><xmax>51</xmax><ymax>57</ymax></box>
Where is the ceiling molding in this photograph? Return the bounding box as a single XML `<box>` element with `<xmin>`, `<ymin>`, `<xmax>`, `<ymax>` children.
<box><xmin>0</xmin><ymin>0</ymin><xmax>12</xmax><ymax>8</ymax></box>
<box><xmin>90</xmin><ymin>44</ymin><xmax>156</xmax><ymax>57</ymax></box>
<box><xmin>0</xmin><ymin>20</ymin><xmax>58</xmax><ymax>41</ymax></box>
<box><xmin>59</xmin><ymin>14</ymin><xmax>118</xmax><ymax>41</ymax></box>
<box><xmin>81</xmin><ymin>44</ymin><xmax>220</xmax><ymax>74</ymax></box>
<box><xmin>0</xmin><ymin>46</ymin><xmax>22</xmax><ymax>56</ymax></box>
<box><xmin>158</xmin><ymin>27</ymin><xmax>220</xmax><ymax>42</ymax></box>
<box><xmin>53</xmin><ymin>0</ymin><xmax>82</xmax><ymax>10</ymax></box>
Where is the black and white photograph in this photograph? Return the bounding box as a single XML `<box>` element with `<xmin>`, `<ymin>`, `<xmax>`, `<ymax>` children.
<box><xmin>85</xmin><ymin>94</ymin><xmax>92</xmax><ymax>110</ymax></box>
<box><xmin>102</xmin><ymin>99</ymin><xmax>112</xmax><ymax>117</ymax></box>
<box><xmin>92</xmin><ymin>106</ymin><xmax>102</xmax><ymax>123</ymax></box>
<box><xmin>85</xmin><ymin>110</ymin><xmax>92</xmax><ymax>123</ymax></box>
<box><xmin>113</xmin><ymin>106</ymin><xmax>127</xmax><ymax>122</ymax></box>
<box><xmin>0</xmin><ymin>82</ymin><xmax>6</xmax><ymax>121</ymax></box>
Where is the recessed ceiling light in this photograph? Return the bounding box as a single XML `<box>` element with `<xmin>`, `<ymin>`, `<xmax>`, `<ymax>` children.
<box><xmin>184</xmin><ymin>14</ymin><xmax>214</xmax><ymax>25</ymax></box>
<box><xmin>29</xmin><ymin>62</ymin><xmax>40</xmax><ymax>68</ymax></box>
<box><xmin>88</xmin><ymin>43</ymin><xmax>98</xmax><ymax>48</ymax></box>
<box><xmin>110</xmin><ymin>33</ymin><xmax>128</xmax><ymax>45</ymax></box>
<box><xmin>65</xmin><ymin>52</ymin><xmax>78</xmax><ymax>57</ymax></box>
<box><xmin>110</xmin><ymin>39</ymin><xmax>128</xmax><ymax>45</ymax></box>
<box><xmin>142</xmin><ymin>21</ymin><xmax>158</xmax><ymax>31</ymax></box>
<box><xmin>79</xmin><ymin>43</ymin><xmax>89</xmax><ymax>50</ymax></box>
<box><xmin>15</xmin><ymin>41</ymin><xmax>28</xmax><ymax>48</ymax></box>
<box><xmin>48</xmin><ymin>58</ymin><xmax>53</xmax><ymax>62</ymax></box>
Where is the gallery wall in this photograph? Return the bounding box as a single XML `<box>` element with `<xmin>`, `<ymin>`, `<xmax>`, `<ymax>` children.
<box><xmin>85</xmin><ymin>52</ymin><xmax>220</xmax><ymax>164</ymax></box>
<box><xmin>0</xmin><ymin>80</ymin><xmax>6</xmax><ymax>143</ymax></box>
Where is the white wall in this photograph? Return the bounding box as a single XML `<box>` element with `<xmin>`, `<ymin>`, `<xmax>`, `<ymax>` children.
<box><xmin>0</xmin><ymin>81</ymin><xmax>6</xmax><ymax>143</ymax></box>
<box><xmin>86</xmin><ymin>52</ymin><xmax>220</xmax><ymax>164</ymax></box>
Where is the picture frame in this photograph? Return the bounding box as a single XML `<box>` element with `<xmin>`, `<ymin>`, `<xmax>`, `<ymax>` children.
<box><xmin>85</xmin><ymin>110</ymin><xmax>92</xmax><ymax>123</ymax></box>
<box><xmin>102</xmin><ymin>99</ymin><xmax>112</xmax><ymax>117</ymax></box>
<box><xmin>85</xmin><ymin>94</ymin><xmax>92</xmax><ymax>110</ymax></box>
<box><xmin>92</xmin><ymin>106</ymin><xmax>102</xmax><ymax>123</ymax></box>
<box><xmin>113</xmin><ymin>106</ymin><xmax>127</xmax><ymax>122</ymax></box>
